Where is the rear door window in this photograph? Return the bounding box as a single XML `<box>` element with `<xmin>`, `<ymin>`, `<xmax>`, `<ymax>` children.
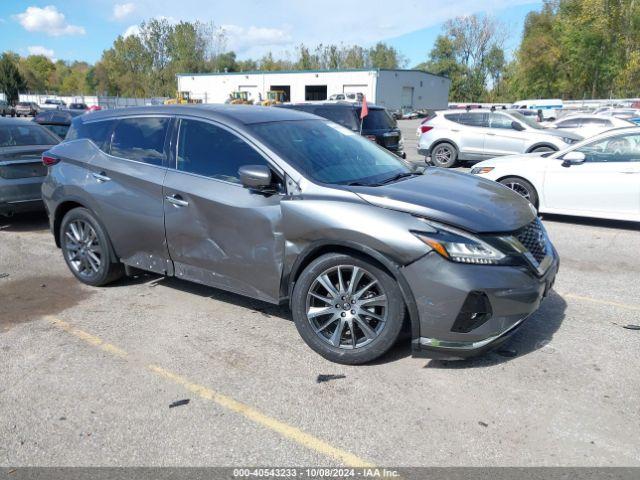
<box><xmin>176</xmin><ymin>119</ymin><xmax>269</xmax><ymax>184</ymax></box>
<box><xmin>458</xmin><ymin>112</ymin><xmax>487</xmax><ymax>127</ymax></box>
<box><xmin>110</xmin><ymin>117</ymin><xmax>169</xmax><ymax>166</ymax></box>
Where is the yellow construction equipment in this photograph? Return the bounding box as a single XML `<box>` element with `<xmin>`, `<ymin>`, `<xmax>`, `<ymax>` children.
<box><xmin>261</xmin><ymin>90</ymin><xmax>286</xmax><ymax>106</ymax></box>
<box><xmin>164</xmin><ymin>91</ymin><xmax>202</xmax><ymax>105</ymax></box>
<box><xmin>229</xmin><ymin>91</ymin><xmax>253</xmax><ymax>105</ymax></box>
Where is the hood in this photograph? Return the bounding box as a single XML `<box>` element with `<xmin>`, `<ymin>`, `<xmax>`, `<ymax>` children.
<box><xmin>347</xmin><ymin>169</ymin><xmax>536</xmax><ymax>233</ymax></box>
<box><xmin>541</xmin><ymin>128</ymin><xmax>583</xmax><ymax>141</ymax></box>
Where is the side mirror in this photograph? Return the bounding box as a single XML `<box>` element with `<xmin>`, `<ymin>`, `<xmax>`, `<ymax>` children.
<box><xmin>511</xmin><ymin>121</ymin><xmax>525</xmax><ymax>131</ymax></box>
<box><xmin>561</xmin><ymin>151</ymin><xmax>586</xmax><ymax>168</ymax></box>
<box><xmin>239</xmin><ymin>165</ymin><xmax>273</xmax><ymax>190</ymax></box>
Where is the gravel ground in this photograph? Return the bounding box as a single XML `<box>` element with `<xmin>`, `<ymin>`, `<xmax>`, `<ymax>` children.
<box><xmin>0</xmin><ymin>118</ymin><xmax>639</xmax><ymax>467</ymax></box>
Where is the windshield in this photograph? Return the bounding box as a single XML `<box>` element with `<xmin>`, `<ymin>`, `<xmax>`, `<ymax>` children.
<box><xmin>249</xmin><ymin>120</ymin><xmax>411</xmax><ymax>186</ymax></box>
<box><xmin>510</xmin><ymin>111</ymin><xmax>543</xmax><ymax>129</ymax></box>
<box><xmin>0</xmin><ymin>124</ymin><xmax>60</xmax><ymax>147</ymax></box>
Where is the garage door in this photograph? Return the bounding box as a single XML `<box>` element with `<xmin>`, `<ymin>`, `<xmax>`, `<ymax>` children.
<box><xmin>401</xmin><ymin>87</ymin><xmax>414</xmax><ymax>108</ymax></box>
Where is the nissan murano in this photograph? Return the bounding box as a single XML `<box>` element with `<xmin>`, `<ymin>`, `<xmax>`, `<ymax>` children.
<box><xmin>42</xmin><ymin>105</ymin><xmax>559</xmax><ymax>364</ymax></box>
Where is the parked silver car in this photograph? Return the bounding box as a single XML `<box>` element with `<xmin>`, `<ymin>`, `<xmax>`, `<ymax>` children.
<box><xmin>15</xmin><ymin>102</ymin><xmax>41</xmax><ymax>117</ymax></box>
<box><xmin>417</xmin><ymin>109</ymin><xmax>583</xmax><ymax>167</ymax></box>
<box><xmin>42</xmin><ymin>105</ymin><xmax>558</xmax><ymax>364</ymax></box>
<box><xmin>0</xmin><ymin>118</ymin><xmax>60</xmax><ymax>216</ymax></box>
<box><xmin>0</xmin><ymin>100</ymin><xmax>15</xmax><ymax>117</ymax></box>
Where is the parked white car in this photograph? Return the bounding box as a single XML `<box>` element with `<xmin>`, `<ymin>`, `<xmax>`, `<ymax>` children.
<box><xmin>417</xmin><ymin>109</ymin><xmax>582</xmax><ymax>167</ymax></box>
<box><xmin>470</xmin><ymin>127</ymin><xmax>640</xmax><ymax>222</ymax></box>
<box><xmin>545</xmin><ymin>114</ymin><xmax>633</xmax><ymax>138</ymax></box>
<box><xmin>40</xmin><ymin>99</ymin><xmax>66</xmax><ymax>110</ymax></box>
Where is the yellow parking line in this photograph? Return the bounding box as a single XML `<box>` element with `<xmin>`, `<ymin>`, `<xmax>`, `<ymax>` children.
<box><xmin>561</xmin><ymin>293</ymin><xmax>640</xmax><ymax>312</ymax></box>
<box><xmin>45</xmin><ymin>315</ymin><xmax>373</xmax><ymax>468</ymax></box>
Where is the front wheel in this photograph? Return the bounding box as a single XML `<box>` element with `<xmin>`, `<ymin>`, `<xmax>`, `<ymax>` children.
<box><xmin>291</xmin><ymin>253</ymin><xmax>405</xmax><ymax>365</ymax></box>
<box><xmin>531</xmin><ymin>146</ymin><xmax>555</xmax><ymax>154</ymax></box>
<box><xmin>499</xmin><ymin>177</ymin><xmax>539</xmax><ymax>208</ymax></box>
<box><xmin>60</xmin><ymin>207</ymin><xmax>124</xmax><ymax>286</ymax></box>
<box><xmin>431</xmin><ymin>142</ymin><xmax>458</xmax><ymax>168</ymax></box>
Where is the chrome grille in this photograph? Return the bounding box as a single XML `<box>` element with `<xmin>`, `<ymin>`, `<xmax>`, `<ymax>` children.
<box><xmin>516</xmin><ymin>218</ymin><xmax>547</xmax><ymax>264</ymax></box>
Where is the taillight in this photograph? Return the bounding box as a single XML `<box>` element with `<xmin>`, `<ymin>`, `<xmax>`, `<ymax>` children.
<box><xmin>42</xmin><ymin>154</ymin><xmax>60</xmax><ymax>166</ymax></box>
<box><xmin>420</xmin><ymin>125</ymin><xmax>434</xmax><ymax>134</ymax></box>
<box><xmin>365</xmin><ymin>135</ymin><xmax>377</xmax><ymax>142</ymax></box>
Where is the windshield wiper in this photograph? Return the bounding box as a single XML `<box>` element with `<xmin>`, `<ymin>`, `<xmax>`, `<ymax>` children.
<box><xmin>378</xmin><ymin>172</ymin><xmax>420</xmax><ymax>185</ymax></box>
<box><xmin>346</xmin><ymin>181</ymin><xmax>381</xmax><ymax>187</ymax></box>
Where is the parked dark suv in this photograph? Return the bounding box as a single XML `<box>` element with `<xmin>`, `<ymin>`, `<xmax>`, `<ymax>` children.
<box><xmin>277</xmin><ymin>102</ymin><xmax>406</xmax><ymax>158</ymax></box>
<box><xmin>42</xmin><ymin>105</ymin><xmax>558</xmax><ymax>364</ymax></box>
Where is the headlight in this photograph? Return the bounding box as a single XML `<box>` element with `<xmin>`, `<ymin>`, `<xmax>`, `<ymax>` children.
<box><xmin>413</xmin><ymin>221</ymin><xmax>506</xmax><ymax>265</ymax></box>
<box><xmin>470</xmin><ymin>166</ymin><xmax>494</xmax><ymax>175</ymax></box>
<box><xmin>562</xmin><ymin>137</ymin><xmax>577</xmax><ymax>145</ymax></box>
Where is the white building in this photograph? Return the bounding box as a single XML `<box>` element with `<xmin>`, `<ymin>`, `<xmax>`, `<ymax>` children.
<box><xmin>176</xmin><ymin>69</ymin><xmax>450</xmax><ymax>111</ymax></box>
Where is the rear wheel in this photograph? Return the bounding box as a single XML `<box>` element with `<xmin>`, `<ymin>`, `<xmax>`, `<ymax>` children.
<box><xmin>431</xmin><ymin>142</ymin><xmax>458</xmax><ymax>168</ymax></box>
<box><xmin>499</xmin><ymin>177</ymin><xmax>539</xmax><ymax>208</ymax></box>
<box><xmin>60</xmin><ymin>207</ymin><xmax>124</xmax><ymax>286</ymax></box>
<box><xmin>292</xmin><ymin>253</ymin><xmax>405</xmax><ymax>365</ymax></box>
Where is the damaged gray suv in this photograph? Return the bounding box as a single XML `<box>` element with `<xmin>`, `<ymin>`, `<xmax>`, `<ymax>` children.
<box><xmin>42</xmin><ymin>105</ymin><xmax>559</xmax><ymax>364</ymax></box>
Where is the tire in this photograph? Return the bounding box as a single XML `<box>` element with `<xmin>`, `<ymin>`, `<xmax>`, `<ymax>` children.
<box><xmin>531</xmin><ymin>146</ymin><xmax>555</xmax><ymax>154</ymax></box>
<box><xmin>499</xmin><ymin>176</ymin><xmax>539</xmax><ymax>208</ymax></box>
<box><xmin>60</xmin><ymin>207</ymin><xmax>124</xmax><ymax>286</ymax></box>
<box><xmin>431</xmin><ymin>142</ymin><xmax>458</xmax><ymax>168</ymax></box>
<box><xmin>291</xmin><ymin>253</ymin><xmax>405</xmax><ymax>365</ymax></box>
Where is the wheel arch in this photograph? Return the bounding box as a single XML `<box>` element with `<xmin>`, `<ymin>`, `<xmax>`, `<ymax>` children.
<box><xmin>285</xmin><ymin>240</ymin><xmax>421</xmax><ymax>342</ymax></box>
<box><xmin>496</xmin><ymin>174</ymin><xmax>541</xmax><ymax>209</ymax></box>
<box><xmin>53</xmin><ymin>201</ymin><xmax>119</xmax><ymax>262</ymax></box>
<box><xmin>430</xmin><ymin>138</ymin><xmax>460</xmax><ymax>154</ymax></box>
<box><xmin>526</xmin><ymin>143</ymin><xmax>558</xmax><ymax>153</ymax></box>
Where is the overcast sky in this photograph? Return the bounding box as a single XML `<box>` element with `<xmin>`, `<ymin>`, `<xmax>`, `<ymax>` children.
<box><xmin>0</xmin><ymin>1</ymin><xmax>542</xmax><ymax>65</ymax></box>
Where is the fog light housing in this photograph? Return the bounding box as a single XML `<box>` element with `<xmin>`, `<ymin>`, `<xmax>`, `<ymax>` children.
<box><xmin>451</xmin><ymin>291</ymin><xmax>493</xmax><ymax>333</ymax></box>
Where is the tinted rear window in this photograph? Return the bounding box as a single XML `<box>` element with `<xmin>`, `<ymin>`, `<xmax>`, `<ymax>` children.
<box><xmin>313</xmin><ymin>107</ymin><xmax>359</xmax><ymax>131</ymax></box>
<box><xmin>66</xmin><ymin>119</ymin><xmax>117</xmax><ymax>150</ymax></box>
<box><xmin>360</xmin><ymin>109</ymin><xmax>396</xmax><ymax>130</ymax></box>
<box><xmin>0</xmin><ymin>124</ymin><xmax>59</xmax><ymax>147</ymax></box>
<box><xmin>110</xmin><ymin>117</ymin><xmax>169</xmax><ymax>166</ymax></box>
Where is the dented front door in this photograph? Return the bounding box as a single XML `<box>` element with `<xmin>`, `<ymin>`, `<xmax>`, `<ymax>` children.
<box><xmin>162</xmin><ymin>168</ymin><xmax>284</xmax><ymax>304</ymax></box>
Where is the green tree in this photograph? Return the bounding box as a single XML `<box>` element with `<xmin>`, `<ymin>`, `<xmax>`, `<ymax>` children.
<box><xmin>0</xmin><ymin>52</ymin><xmax>26</xmax><ymax>104</ymax></box>
<box><xmin>368</xmin><ymin>42</ymin><xmax>406</xmax><ymax>69</ymax></box>
<box><xmin>419</xmin><ymin>15</ymin><xmax>506</xmax><ymax>101</ymax></box>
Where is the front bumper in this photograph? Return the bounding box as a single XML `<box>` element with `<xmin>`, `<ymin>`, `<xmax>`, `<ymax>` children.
<box><xmin>403</xmin><ymin>251</ymin><xmax>559</xmax><ymax>360</ymax></box>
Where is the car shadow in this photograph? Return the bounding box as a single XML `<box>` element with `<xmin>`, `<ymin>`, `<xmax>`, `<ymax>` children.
<box><xmin>424</xmin><ymin>290</ymin><xmax>567</xmax><ymax>369</ymax></box>
<box><xmin>541</xmin><ymin>213</ymin><xmax>640</xmax><ymax>231</ymax></box>
<box><xmin>0</xmin><ymin>211</ymin><xmax>49</xmax><ymax>232</ymax></box>
<box><xmin>141</xmin><ymin>275</ymin><xmax>293</xmax><ymax>322</ymax></box>
<box><xmin>107</xmin><ymin>272</ymin><xmax>565</xmax><ymax>368</ymax></box>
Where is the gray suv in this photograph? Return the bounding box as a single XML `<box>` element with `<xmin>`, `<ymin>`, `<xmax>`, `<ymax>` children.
<box><xmin>418</xmin><ymin>109</ymin><xmax>583</xmax><ymax>167</ymax></box>
<box><xmin>42</xmin><ymin>105</ymin><xmax>559</xmax><ymax>364</ymax></box>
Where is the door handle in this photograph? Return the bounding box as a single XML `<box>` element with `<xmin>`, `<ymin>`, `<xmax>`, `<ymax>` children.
<box><xmin>165</xmin><ymin>194</ymin><xmax>189</xmax><ymax>207</ymax></box>
<box><xmin>486</xmin><ymin>133</ymin><xmax>496</xmax><ymax>136</ymax></box>
<box><xmin>92</xmin><ymin>172</ymin><xmax>111</xmax><ymax>182</ymax></box>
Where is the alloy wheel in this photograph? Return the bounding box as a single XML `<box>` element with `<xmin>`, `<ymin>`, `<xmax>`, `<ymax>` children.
<box><xmin>305</xmin><ymin>265</ymin><xmax>388</xmax><ymax>349</ymax></box>
<box><xmin>433</xmin><ymin>146</ymin><xmax>452</xmax><ymax>165</ymax></box>
<box><xmin>504</xmin><ymin>181</ymin><xmax>531</xmax><ymax>200</ymax></box>
<box><xmin>64</xmin><ymin>220</ymin><xmax>103</xmax><ymax>278</ymax></box>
